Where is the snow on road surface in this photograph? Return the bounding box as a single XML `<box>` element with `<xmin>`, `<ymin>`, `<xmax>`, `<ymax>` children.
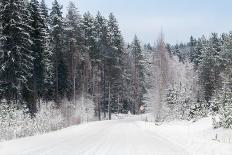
<box><xmin>0</xmin><ymin>119</ymin><xmax>188</xmax><ymax>155</ymax></box>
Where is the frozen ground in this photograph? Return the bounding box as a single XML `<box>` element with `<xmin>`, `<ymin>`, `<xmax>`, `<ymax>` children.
<box><xmin>136</xmin><ymin>114</ymin><xmax>232</xmax><ymax>155</ymax></box>
<box><xmin>0</xmin><ymin>114</ymin><xmax>231</xmax><ymax>155</ymax></box>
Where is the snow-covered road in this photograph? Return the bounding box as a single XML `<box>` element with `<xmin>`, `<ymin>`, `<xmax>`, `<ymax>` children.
<box><xmin>0</xmin><ymin>120</ymin><xmax>188</xmax><ymax>155</ymax></box>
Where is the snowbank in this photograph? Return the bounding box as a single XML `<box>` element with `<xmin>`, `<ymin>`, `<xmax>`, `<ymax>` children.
<box><xmin>137</xmin><ymin>115</ymin><xmax>232</xmax><ymax>155</ymax></box>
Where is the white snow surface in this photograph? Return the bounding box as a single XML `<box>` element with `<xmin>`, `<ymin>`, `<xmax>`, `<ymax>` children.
<box><xmin>136</xmin><ymin>114</ymin><xmax>232</xmax><ymax>155</ymax></box>
<box><xmin>0</xmin><ymin>114</ymin><xmax>231</xmax><ymax>155</ymax></box>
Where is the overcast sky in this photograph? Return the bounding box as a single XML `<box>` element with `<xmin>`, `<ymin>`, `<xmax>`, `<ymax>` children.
<box><xmin>45</xmin><ymin>0</ymin><xmax>232</xmax><ymax>44</ymax></box>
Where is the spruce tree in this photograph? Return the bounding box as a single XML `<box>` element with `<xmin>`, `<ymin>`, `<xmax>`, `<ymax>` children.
<box><xmin>94</xmin><ymin>12</ymin><xmax>109</xmax><ymax>118</ymax></box>
<box><xmin>199</xmin><ymin>33</ymin><xmax>222</xmax><ymax>104</ymax></box>
<box><xmin>40</xmin><ymin>0</ymin><xmax>49</xmax><ymax>25</ymax></box>
<box><xmin>39</xmin><ymin>0</ymin><xmax>54</xmax><ymax>101</ymax></box>
<box><xmin>0</xmin><ymin>0</ymin><xmax>33</xmax><ymax>105</ymax></box>
<box><xmin>189</xmin><ymin>36</ymin><xmax>197</xmax><ymax>63</ymax></box>
<box><xmin>130</xmin><ymin>35</ymin><xmax>147</xmax><ymax>114</ymax></box>
<box><xmin>107</xmin><ymin>13</ymin><xmax>125</xmax><ymax>115</ymax></box>
<box><xmin>81</xmin><ymin>12</ymin><xmax>102</xmax><ymax>120</ymax></box>
<box><xmin>28</xmin><ymin>0</ymin><xmax>48</xmax><ymax>103</ymax></box>
<box><xmin>81</xmin><ymin>12</ymin><xmax>96</xmax><ymax>62</ymax></box>
<box><xmin>64</xmin><ymin>1</ymin><xmax>82</xmax><ymax>100</ymax></box>
<box><xmin>192</xmin><ymin>37</ymin><xmax>205</xmax><ymax>68</ymax></box>
<box><xmin>50</xmin><ymin>0</ymin><xmax>68</xmax><ymax>103</ymax></box>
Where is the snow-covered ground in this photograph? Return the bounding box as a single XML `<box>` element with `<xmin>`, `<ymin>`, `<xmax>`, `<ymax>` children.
<box><xmin>137</xmin><ymin>115</ymin><xmax>232</xmax><ymax>155</ymax></box>
<box><xmin>0</xmin><ymin>114</ymin><xmax>231</xmax><ymax>155</ymax></box>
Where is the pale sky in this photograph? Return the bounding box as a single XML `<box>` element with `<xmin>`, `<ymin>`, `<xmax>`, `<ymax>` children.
<box><xmin>45</xmin><ymin>0</ymin><xmax>232</xmax><ymax>44</ymax></box>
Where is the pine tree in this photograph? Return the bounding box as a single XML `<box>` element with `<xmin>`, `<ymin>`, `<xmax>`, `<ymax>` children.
<box><xmin>189</xmin><ymin>36</ymin><xmax>197</xmax><ymax>63</ymax></box>
<box><xmin>94</xmin><ymin>11</ymin><xmax>110</xmax><ymax>119</ymax></box>
<box><xmin>108</xmin><ymin>13</ymin><xmax>123</xmax><ymax>49</ymax></box>
<box><xmin>121</xmin><ymin>47</ymin><xmax>134</xmax><ymax>113</ymax></box>
<box><xmin>95</xmin><ymin>12</ymin><xmax>109</xmax><ymax>47</ymax></box>
<box><xmin>64</xmin><ymin>1</ymin><xmax>82</xmax><ymax>100</ymax></box>
<box><xmin>27</xmin><ymin>0</ymin><xmax>48</xmax><ymax>105</ymax></box>
<box><xmin>217</xmin><ymin>83</ymin><xmax>232</xmax><ymax>128</ymax></box>
<box><xmin>107</xmin><ymin>13</ymin><xmax>125</xmax><ymax>117</ymax></box>
<box><xmin>130</xmin><ymin>35</ymin><xmax>147</xmax><ymax>114</ymax></box>
<box><xmin>215</xmin><ymin>32</ymin><xmax>232</xmax><ymax>128</ymax></box>
<box><xmin>193</xmin><ymin>36</ymin><xmax>205</xmax><ymax>68</ymax></box>
<box><xmin>40</xmin><ymin>0</ymin><xmax>49</xmax><ymax>25</ymax></box>
<box><xmin>81</xmin><ymin>12</ymin><xmax>103</xmax><ymax>120</ymax></box>
<box><xmin>39</xmin><ymin>0</ymin><xmax>54</xmax><ymax>101</ymax></box>
<box><xmin>0</xmin><ymin>0</ymin><xmax>33</xmax><ymax>105</ymax></box>
<box><xmin>50</xmin><ymin>0</ymin><xmax>68</xmax><ymax>103</ymax></box>
<box><xmin>81</xmin><ymin>12</ymin><xmax>96</xmax><ymax>61</ymax></box>
<box><xmin>199</xmin><ymin>33</ymin><xmax>222</xmax><ymax>104</ymax></box>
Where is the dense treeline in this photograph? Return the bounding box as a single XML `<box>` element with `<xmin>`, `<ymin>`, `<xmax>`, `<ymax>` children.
<box><xmin>0</xmin><ymin>0</ymin><xmax>147</xmax><ymax>119</ymax></box>
<box><xmin>166</xmin><ymin>33</ymin><xmax>232</xmax><ymax>128</ymax></box>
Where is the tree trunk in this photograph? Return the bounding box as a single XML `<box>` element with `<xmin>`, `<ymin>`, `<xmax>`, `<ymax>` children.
<box><xmin>97</xmin><ymin>63</ymin><xmax>101</xmax><ymax>121</ymax></box>
<box><xmin>55</xmin><ymin>58</ymin><xmax>59</xmax><ymax>104</ymax></box>
<box><xmin>108</xmin><ymin>82</ymin><xmax>111</xmax><ymax>120</ymax></box>
<box><xmin>73</xmin><ymin>57</ymin><xmax>76</xmax><ymax>105</ymax></box>
<box><xmin>103</xmin><ymin>60</ymin><xmax>106</xmax><ymax>118</ymax></box>
<box><xmin>117</xmin><ymin>94</ymin><xmax>120</xmax><ymax>114</ymax></box>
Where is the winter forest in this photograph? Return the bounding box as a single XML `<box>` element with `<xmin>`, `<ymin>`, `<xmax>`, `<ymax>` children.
<box><xmin>0</xmin><ymin>0</ymin><xmax>232</xmax><ymax>154</ymax></box>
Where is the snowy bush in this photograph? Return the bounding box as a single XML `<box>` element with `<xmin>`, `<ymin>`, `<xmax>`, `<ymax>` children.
<box><xmin>0</xmin><ymin>100</ymin><xmax>32</xmax><ymax>140</ymax></box>
<box><xmin>71</xmin><ymin>96</ymin><xmax>95</xmax><ymax>123</ymax></box>
<box><xmin>220</xmin><ymin>97</ymin><xmax>232</xmax><ymax>129</ymax></box>
<box><xmin>212</xmin><ymin>115</ymin><xmax>221</xmax><ymax>129</ymax></box>
<box><xmin>0</xmin><ymin>100</ymin><xmax>65</xmax><ymax>141</ymax></box>
<box><xmin>163</xmin><ymin>84</ymin><xmax>197</xmax><ymax>121</ymax></box>
<box><xmin>0</xmin><ymin>96</ymin><xmax>96</xmax><ymax>142</ymax></box>
<box><xmin>210</xmin><ymin>84</ymin><xmax>232</xmax><ymax>129</ymax></box>
<box><xmin>33</xmin><ymin>101</ymin><xmax>65</xmax><ymax>133</ymax></box>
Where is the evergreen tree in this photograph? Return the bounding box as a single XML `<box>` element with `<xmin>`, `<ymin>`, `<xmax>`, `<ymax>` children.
<box><xmin>130</xmin><ymin>35</ymin><xmax>147</xmax><ymax>114</ymax></box>
<box><xmin>199</xmin><ymin>33</ymin><xmax>222</xmax><ymax>104</ymax></box>
<box><xmin>27</xmin><ymin>0</ymin><xmax>48</xmax><ymax>105</ymax></box>
<box><xmin>220</xmin><ymin>90</ymin><xmax>232</xmax><ymax>128</ymax></box>
<box><xmin>213</xmin><ymin>32</ymin><xmax>232</xmax><ymax>128</ymax></box>
<box><xmin>64</xmin><ymin>1</ymin><xmax>83</xmax><ymax>100</ymax></box>
<box><xmin>220</xmin><ymin>33</ymin><xmax>232</xmax><ymax>74</ymax></box>
<box><xmin>81</xmin><ymin>12</ymin><xmax>96</xmax><ymax>62</ymax></box>
<box><xmin>50</xmin><ymin>0</ymin><xmax>68</xmax><ymax>103</ymax></box>
<box><xmin>81</xmin><ymin>12</ymin><xmax>104</xmax><ymax>120</ymax></box>
<box><xmin>0</xmin><ymin>0</ymin><xmax>33</xmax><ymax>106</ymax></box>
<box><xmin>94</xmin><ymin>12</ymin><xmax>109</xmax><ymax>119</ymax></box>
<box><xmin>107</xmin><ymin>13</ymin><xmax>125</xmax><ymax>116</ymax></box>
<box><xmin>192</xmin><ymin>36</ymin><xmax>205</xmax><ymax>68</ymax></box>
<box><xmin>189</xmin><ymin>36</ymin><xmax>197</xmax><ymax>63</ymax></box>
<box><xmin>165</xmin><ymin>43</ymin><xmax>172</xmax><ymax>56</ymax></box>
<box><xmin>215</xmin><ymin>82</ymin><xmax>232</xmax><ymax>128</ymax></box>
<box><xmin>37</xmin><ymin>0</ymin><xmax>54</xmax><ymax>101</ymax></box>
<box><xmin>121</xmin><ymin>48</ymin><xmax>134</xmax><ymax>113</ymax></box>
<box><xmin>95</xmin><ymin>12</ymin><xmax>109</xmax><ymax>47</ymax></box>
<box><xmin>40</xmin><ymin>0</ymin><xmax>49</xmax><ymax>25</ymax></box>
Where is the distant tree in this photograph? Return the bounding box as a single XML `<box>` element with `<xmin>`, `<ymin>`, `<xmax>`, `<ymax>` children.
<box><xmin>107</xmin><ymin>13</ymin><xmax>125</xmax><ymax>117</ymax></box>
<box><xmin>192</xmin><ymin>36</ymin><xmax>205</xmax><ymax>68</ymax></box>
<box><xmin>94</xmin><ymin>11</ymin><xmax>110</xmax><ymax>119</ymax></box>
<box><xmin>157</xmin><ymin>34</ymin><xmax>169</xmax><ymax>120</ymax></box>
<box><xmin>189</xmin><ymin>36</ymin><xmax>197</xmax><ymax>63</ymax></box>
<box><xmin>81</xmin><ymin>12</ymin><xmax>96</xmax><ymax>60</ymax></box>
<box><xmin>198</xmin><ymin>33</ymin><xmax>222</xmax><ymax>104</ymax></box>
<box><xmin>130</xmin><ymin>35</ymin><xmax>147</xmax><ymax>114</ymax></box>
